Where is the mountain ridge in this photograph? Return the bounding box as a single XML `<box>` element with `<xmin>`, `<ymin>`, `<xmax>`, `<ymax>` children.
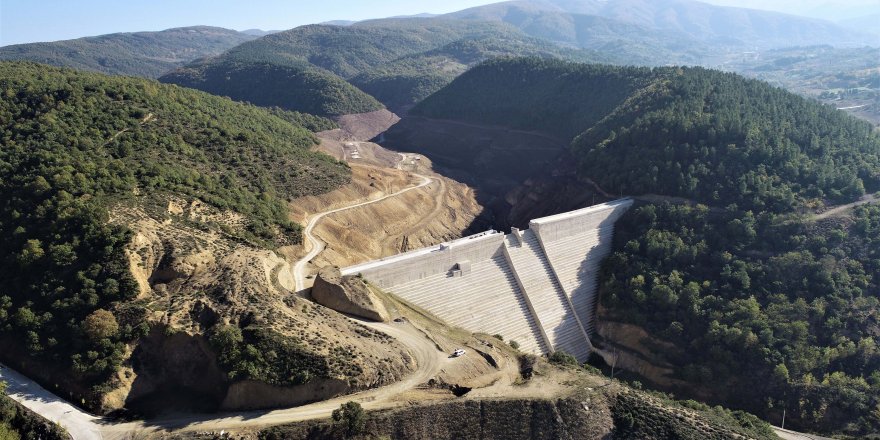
<box><xmin>0</xmin><ymin>26</ymin><xmax>257</xmax><ymax>78</ymax></box>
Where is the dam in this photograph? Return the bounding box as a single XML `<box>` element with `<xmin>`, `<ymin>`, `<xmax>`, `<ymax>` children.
<box><xmin>341</xmin><ymin>199</ymin><xmax>633</xmax><ymax>361</ymax></box>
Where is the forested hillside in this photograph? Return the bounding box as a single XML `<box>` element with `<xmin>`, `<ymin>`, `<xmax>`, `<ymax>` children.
<box><xmin>446</xmin><ymin>0</ymin><xmax>875</xmax><ymax>49</ymax></box>
<box><xmin>159</xmin><ymin>20</ymin><xmax>607</xmax><ymax>114</ymax></box>
<box><xmin>413</xmin><ymin>58</ymin><xmax>652</xmax><ymax>139</ymax></box>
<box><xmin>0</xmin><ymin>26</ymin><xmax>256</xmax><ymax>78</ymax></box>
<box><xmin>160</xmin><ymin>57</ymin><xmax>384</xmax><ymax>116</ymax></box>
<box><xmin>0</xmin><ymin>61</ymin><xmax>349</xmax><ymax>398</ymax></box>
<box><xmin>350</xmin><ymin>33</ymin><xmax>605</xmax><ymax>110</ymax></box>
<box><xmin>406</xmin><ymin>57</ymin><xmax>880</xmax><ymax>435</ymax></box>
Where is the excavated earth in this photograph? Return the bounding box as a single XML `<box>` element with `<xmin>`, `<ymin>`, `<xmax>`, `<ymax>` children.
<box><xmin>283</xmin><ymin>114</ymin><xmax>487</xmax><ymax>273</ymax></box>
<box><xmin>104</xmin><ymin>198</ymin><xmax>415</xmax><ymax>414</ymax></box>
<box><xmin>91</xmin><ymin>110</ymin><xmax>488</xmax><ymax>415</ymax></box>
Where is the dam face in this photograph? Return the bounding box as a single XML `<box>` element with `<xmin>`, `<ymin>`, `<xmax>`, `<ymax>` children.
<box><xmin>341</xmin><ymin>199</ymin><xmax>633</xmax><ymax>361</ymax></box>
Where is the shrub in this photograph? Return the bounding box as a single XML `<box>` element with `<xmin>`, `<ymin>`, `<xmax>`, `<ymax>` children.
<box><xmin>332</xmin><ymin>401</ymin><xmax>366</xmax><ymax>437</ymax></box>
<box><xmin>548</xmin><ymin>350</ymin><xmax>578</xmax><ymax>367</ymax></box>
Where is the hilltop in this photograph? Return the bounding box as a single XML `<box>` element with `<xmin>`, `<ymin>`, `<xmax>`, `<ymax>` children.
<box><xmin>0</xmin><ymin>26</ymin><xmax>256</xmax><ymax>78</ymax></box>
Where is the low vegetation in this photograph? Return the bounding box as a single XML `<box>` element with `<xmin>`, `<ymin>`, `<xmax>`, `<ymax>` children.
<box><xmin>209</xmin><ymin>325</ymin><xmax>334</xmax><ymax>386</ymax></box>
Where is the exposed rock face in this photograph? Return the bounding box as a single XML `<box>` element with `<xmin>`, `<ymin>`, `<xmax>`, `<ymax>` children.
<box><xmin>260</xmin><ymin>398</ymin><xmax>615</xmax><ymax>440</ymax></box>
<box><xmin>221</xmin><ymin>378</ymin><xmax>350</xmax><ymax>411</ymax></box>
<box><xmin>311</xmin><ymin>267</ymin><xmax>390</xmax><ymax>322</ymax></box>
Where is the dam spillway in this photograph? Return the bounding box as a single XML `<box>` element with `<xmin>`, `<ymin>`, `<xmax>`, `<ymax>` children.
<box><xmin>341</xmin><ymin>199</ymin><xmax>633</xmax><ymax>361</ymax></box>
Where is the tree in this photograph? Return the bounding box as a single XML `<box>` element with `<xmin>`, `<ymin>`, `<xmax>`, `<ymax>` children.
<box><xmin>332</xmin><ymin>401</ymin><xmax>366</xmax><ymax>437</ymax></box>
<box><xmin>81</xmin><ymin>309</ymin><xmax>119</xmax><ymax>340</ymax></box>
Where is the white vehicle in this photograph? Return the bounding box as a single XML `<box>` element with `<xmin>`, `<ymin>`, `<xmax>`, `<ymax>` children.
<box><xmin>452</xmin><ymin>348</ymin><xmax>466</xmax><ymax>357</ymax></box>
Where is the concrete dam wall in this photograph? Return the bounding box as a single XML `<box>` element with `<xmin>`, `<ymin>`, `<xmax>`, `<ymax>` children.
<box><xmin>342</xmin><ymin>199</ymin><xmax>633</xmax><ymax>361</ymax></box>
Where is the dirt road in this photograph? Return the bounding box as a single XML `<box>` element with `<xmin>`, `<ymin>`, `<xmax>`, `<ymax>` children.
<box><xmin>102</xmin><ymin>320</ymin><xmax>445</xmax><ymax>437</ymax></box>
<box><xmin>0</xmin><ymin>363</ymin><xmax>104</xmax><ymax>440</ymax></box>
<box><xmin>293</xmin><ymin>152</ymin><xmax>434</xmax><ymax>291</ymax></box>
<box><xmin>773</xmin><ymin>426</ymin><xmax>834</xmax><ymax>440</ymax></box>
<box><xmin>4</xmin><ymin>318</ymin><xmax>446</xmax><ymax>440</ymax></box>
<box><xmin>813</xmin><ymin>193</ymin><xmax>878</xmax><ymax>221</ymax></box>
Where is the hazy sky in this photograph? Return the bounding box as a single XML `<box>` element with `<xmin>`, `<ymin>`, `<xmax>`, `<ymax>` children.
<box><xmin>2</xmin><ymin>0</ymin><xmax>878</xmax><ymax>46</ymax></box>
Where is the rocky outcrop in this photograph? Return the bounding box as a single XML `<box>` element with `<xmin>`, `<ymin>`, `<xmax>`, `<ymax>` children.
<box><xmin>260</xmin><ymin>398</ymin><xmax>615</xmax><ymax>440</ymax></box>
<box><xmin>311</xmin><ymin>267</ymin><xmax>390</xmax><ymax>322</ymax></box>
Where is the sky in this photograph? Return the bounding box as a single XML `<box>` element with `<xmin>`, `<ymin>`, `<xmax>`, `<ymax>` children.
<box><xmin>2</xmin><ymin>0</ymin><xmax>879</xmax><ymax>46</ymax></box>
<box><xmin>0</xmin><ymin>0</ymin><xmax>499</xmax><ymax>46</ymax></box>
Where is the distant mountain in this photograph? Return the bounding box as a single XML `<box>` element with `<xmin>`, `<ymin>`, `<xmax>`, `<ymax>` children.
<box><xmin>348</xmin><ymin>23</ymin><xmax>610</xmax><ymax>110</ymax></box>
<box><xmin>240</xmin><ymin>28</ymin><xmax>282</xmax><ymax>36</ymax></box>
<box><xmin>160</xmin><ymin>19</ymin><xmax>604</xmax><ymax>114</ymax></box>
<box><xmin>446</xmin><ymin>0</ymin><xmax>875</xmax><ymax>49</ymax></box>
<box><xmin>0</xmin><ymin>26</ymin><xmax>257</xmax><ymax>78</ymax></box>
<box><xmin>839</xmin><ymin>12</ymin><xmax>880</xmax><ymax>36</ymax></box>
<box><xmin>319</xmin><ymin>20</ymin><xmax>358</xmax><ymax>26</ymax></box>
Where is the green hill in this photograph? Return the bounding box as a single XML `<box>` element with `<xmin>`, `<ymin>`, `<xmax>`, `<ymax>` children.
<box><xmin>413</xmin><ymin>57</ymin><xmax>652</xmax><ymax>139</ymax></box>
<box><xmin>159</xmin><ymin>57</ymin><xmax>383</xmax><ymax>116</ymax></box>
<box><xmin>405</xmin><ymin>57</ymin><xmax>880</xmax><ymax>435</ymax></box>
<box><xmin>159</xmin><ymin>20</ymin><xmax>607</xmax><ymax>113</ymax></box>
<box><xmin>0</xmin><ymin>26</ymin><xmax>256</xmax><ymax>78</ymax></box>
<box><xmin>415</xmin><ymin>57</ymin><xmax>880</xmax><ymax>210</ymax></box>
<box><xmin>350</xmin><ymin>31</ymin><xmax>609</xmax><ymax>110</ymax></box>
<box><xmin>0</xmin><ymin>61</ymin><xmax>349</xmax><ymax>396</ymax></box>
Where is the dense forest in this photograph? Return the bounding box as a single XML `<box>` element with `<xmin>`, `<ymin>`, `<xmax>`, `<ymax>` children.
<box><xmin>412</xmin><ymin>57</ymin><xmax>880</xmax><ymax>435</ymax></box>
<box><xmin>602</xmin><ymin>202</ymin><xmax>880</xmax><ymax>435</ymax></box>
<box><xmin>0</xmin><ymin>26</ymin><xmax>256</xmax><ymax>78</ymax></box>
<box><xmin>0</xmin><ymin>61</ymin><xmax>349</xmax><ymax>396</ymax></box>
<box><xmin>160</xmin><ymin>20</ymin><xmax>609</xmax><ymax>114</ymax></box>
<box><xmin>413</xmin><ymin>57</ymin><xmax>652</xmax><ymax>139</ymax></box>
<box><xmin>160</xmin><ymin>57</ymin><xmax>384</xmax><ymax>116</ymax></box>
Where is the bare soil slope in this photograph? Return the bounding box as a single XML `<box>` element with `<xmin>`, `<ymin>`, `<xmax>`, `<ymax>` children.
<box><xmin>285</xmin><ymin>114</ymin><xmax>485</xmax><ymax>272</ymax></box>
<box><xmin>101</xmin><ymin>198</ymin><xmax>415</xmax><ymax>414</ymax></box>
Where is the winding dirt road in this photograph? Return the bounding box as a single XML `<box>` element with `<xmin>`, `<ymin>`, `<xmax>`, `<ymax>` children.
<box><xmin>293</xmin><ymin>152</ymin><xmax>434</xmax><ymax>291</ymax></box>
<box><xmin>3</xmin><ymin>319</ymin><xmax>446</xmax><ymax>440</ymax></box>
<box><xmin>1</xmin><ymin>147</ymin><xmax>450</xmax><ymax>439</ymax></box>
<box><xmin>102</xmin><ymin>320</ymin><xmax>445</xmax><ymax>438</ymax></box>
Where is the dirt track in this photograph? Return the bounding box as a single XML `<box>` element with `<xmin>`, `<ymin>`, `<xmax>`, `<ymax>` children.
<box><xmin>293</xmin><ymin>152</ymin><xmax>435</xmax><ymax>291</ymax></box>
<box><xmin>101</xmin><ymin>320</ymin><xmax>446</xmax><ymax>438</ymax></box>
<box><xmin>812</xmin><ymin>193</ymin><xmax>878</xmax><ymax>220</ymax></box>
